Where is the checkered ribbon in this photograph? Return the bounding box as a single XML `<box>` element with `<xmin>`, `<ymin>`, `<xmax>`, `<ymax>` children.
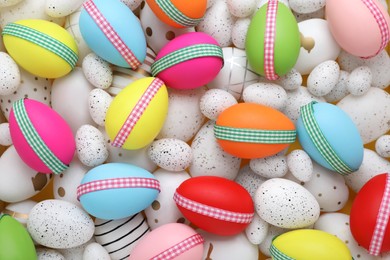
<box><xmin>155</xmin><ymin>0</ymin><xmax>203</xmax><ymax>27</ymax></box>
<box><xmin>12</xmin><ymin>99</ymin><xmax>68</xmax><ymax>174</ymax></box>
<box><xmin>214</xmin><ymin>124</ymin><xmax>296</xmax><ymax>144</ymax></box>
<box><xmin>369</xmin><ymin>174</ymin><xmax>390</xmax><ymax>256</ymax></box>
<box><xmin>361</xmin><ymin>0</ymin><xmax>389</xmax><ymax>58</ymax></box>
<box><xmin>83</xmin><ymin>0</ymin><xmax>141</xmax><ymax>69</ymax></box>
<box><xmin>111</xmin><ymin>78</ymin><xmax>164</xmax><ymax>147</ymax></box>
<box><xmin>150</xmin><ymin>234</ymin><xmax>204</xmax><ymax>260</ymax></box>
<box><xmin>173</xmin><ymin>192</ymin><xmax>254</xmax><ymax>224</ymax></box>
<box><xmin>77</xmin><ymin>177</ymin><xmax>161</xmax><ymax>200</ymax></box>
<box><xmin>2</xmin><ymin>23</ymin><xmax>78</xmax><ymax>69</ymax></box>
<box><xmin>300</xmin><ymin>101</ymin><xmax>354</xmax><ymax>175</ymax></box>
<box><xmin>270</xmin><ymin>242</ymin><xmax>294</xmax><ymax>260</ymax></box>
<box><xmin>151</xmin><ymin>44</ymin><xmax>223</xmax><ymax>76</ymax></box>
<box><xmin>263</xmin><ymin>0</ymin><xmax>279</xmax><ymax>80</ymax></box>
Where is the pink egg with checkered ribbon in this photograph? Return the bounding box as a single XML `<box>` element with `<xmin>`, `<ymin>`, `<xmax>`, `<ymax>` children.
<box><xmin>129</xmin><ymin>223</ymin><xmax>204</xmax><ymax>260</ymax></box>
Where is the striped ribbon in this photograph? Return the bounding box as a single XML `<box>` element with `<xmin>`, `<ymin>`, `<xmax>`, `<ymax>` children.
<box><xmin>12</xmin><ymin>99</ymin><xmax>68</xmax><ymax>174</ymax></box>
<box><xmin>151</xmin><ymin>44</ymin><xmax>223</xmax><ymax>76</ymax></box>
<box><xmin>264</xmin><ymin>0</ymin><xmax>279</xmax><ymax>80</ymax></box>
<box><xmin>214</xmin><ymin>124</ymin><xmax>296</xmax><ymax>144</ymax></box>
<box><xmin>83</xmin><ymin>0</ymin><xmax>141</xmax><ymax>69</ymax></box>
<box><xmin>270</xmin><ymin>242</ymin><xmax>295</xmax><ymax>260</ymax></box>
<box><xmin>2</xmin><ymin>23</ymin><xmax>78</xmax><ymax>69</ymax></box>
<box><xmin>369</xmin><ymin>174</ymin><xmax>390</xmax><ymax>256</ymax></box>
<box><xmin>155</xmin><ymin>0</ymin><xmax>204</xmax><ymax>27</ymax></box>
<box><xmin>300</xmin><ymin>101</ymin><xmax>354</xmax><ymax>175</ymax></box>
<box><xmin>111</xmin><ymin>78</ymin><xmax>164</xmax><ymax>147</ymax></box>
<box><xmin>77</xmin><ymin>177</ymin><xmax>161</xmax><ymax>200</ymax></box>
<box><xmin>151</xmin><ymin>234</ymin><xmax>204</xmax><ymax>260</ymax></box>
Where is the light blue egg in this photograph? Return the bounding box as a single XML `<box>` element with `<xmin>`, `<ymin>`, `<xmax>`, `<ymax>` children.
<box><xmin>297</xmin><ymin>102</ymin><xmax>363</xmax><ymax>174</ymax></box>
<box><xmin>79</xmin><ymin>0</ymin><xmax>146</xmax><ymax>68</ymax></box>
<box><xmin>79</xmin><ymin>163</ymin><xmax>159</xmax><ymax>220</ymax></box>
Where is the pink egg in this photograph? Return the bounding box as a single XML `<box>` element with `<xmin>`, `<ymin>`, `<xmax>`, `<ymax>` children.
<box><xmin>326</xmin><ymin>0</ymin><xmax>390</xmax><ymax>58</ymax></box>
<box><xmin>151</xmin><ymin>32</ymin><xmax>224</xmax><ymax>90</ymax></box>
<box><xmin>9</xmin><ymin>99</ymin><xmax>75</xmax><ymax>174</ymax></box>
<box><xmin>129</xmin><ymin>223</ymin><xmax>204</xmax><ymax>260</ymax></box>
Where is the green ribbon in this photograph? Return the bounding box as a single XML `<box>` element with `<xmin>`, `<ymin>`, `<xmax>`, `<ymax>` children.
<box><xmin>270</xmin><ymin>242</ymin><xmax>295</xmax><ymax>260</ymax></box>
<box><xmin>155</xmin><ymin>0</ymin><xmax>204</xmax><ymax>27</ymax></box>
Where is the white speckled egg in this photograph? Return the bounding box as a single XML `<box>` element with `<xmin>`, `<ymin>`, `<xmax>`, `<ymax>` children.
<box><xmin>293</xmin><ymin>7</ymin><xmax>325</xmax><ymax>22</ymax></box>
<box><xmin>82</xmin><ymin>53</ymin><xmax>113</xmax><ymax>90</ymax></box>
<box><xmin>307</xmin><ymin>60</ymin><xmax>340</xmax><ymax>96</ymax></box>
<box><xmin>190</xmin><ymin>120</ymin><xmax>241</xmax><ymax>180</ymax></box>
<box><xmin>0</xmin><ymin>122</ymin><xmax>11</xmax><ymax>146</ymax></box>
<box><xmin>346</xmin><ymin>66</ymin><xmax>372</xmax><ymax>96</ymax></box>
<box><xmin>58</xmin><ymin>238</ymin><xmax>95</xmax><ymax>260</ymax></box>
<box><xmin>375</xmin><ymin>135</ymin><xmax>390</xmax><ymax>158</ymax></box>
<box><xmin>243</xmin><ymin>83</ymin><xmax>287</xmax><ymax>111</ymax></box>
<box><xmin>88</xmin><ymin>89</ymin><xmax>112</xmax><ymax>127</ymax></box>
<box><xmin>245</xmin><ymin>213</ymin><xmax>269</xmax><ymax>245</ymax></box>
<box><xmin>249</xmin><ymin>155</ymin><xmax>288</xmax><ymax>179</ymax></box>
<box><xmin>255</xmin><ymin>178</ymin><xmax>320</xmax><ymax>228</ymax></box>
<box><xmin>199</xmin><ymin>89</ymin><xmax>237</xmax><ymax>120</ymax></box>
<box><xmin>76</xmin><ymin>124</ymin><xmax>108</xmax><ymax>167</ymax></box>
<box><xmin>337</xmin><ymin>87</ymin><xmax>390</xmax><ymax>144</ymax></box>
<box><xmin>276</xmin><ymin>68</ymin><xmax>302</xmax><ymax>91</ymax></box>
<box><xmin>314</xmin><ymin>213</ymin><xmax>375</xmax><ymax>260</ymax></box>
<box><xmin>83</xmin><ymin>242</ymin><xmax>110</xmax><ymax>260</ymax></box>
<box><xmin>235</xmin><ymin>165</ymin><xmax>267</xmax><ymax>199</ymax></box>
<box><xmin>324</xmin><ymin>70</ymin><xmax>350</xmax><ymax>103</ymax></box>
<box><xmin>36</xmin><ymin>248</ymin><xmax>65</xmax><ymax>260</ymax></box>
<box><xmin>227</xmin><ymin>0</ymin><xmax>256</xmax><ymax>17</ymax></box>
<box><xmin>157</xmin><ymin>87</ymin><xmax>206</xmax><ymax>142</ymax></box>
<box><xmin>45</xmin><ymin>0</ymin><xmax>84</xmax><ymax>18</ymax></box>
<box><xmin>196</xmin><ymin>0</ymin><xmax>234</xmax><ymax>47</ymax></box>
<box><xmin>27</xmin><ymin>199</ymin><xmax>95</xmax><ymax>249</ymax></box>
<box><xmin>258</xmin><ymin>225</ymin><xmax>288</xmax><ymax>257</ymax></box>
<box><xmin>121</xmin><ymin>0</ymin><xmax>143</xmax><ymax>11</ymax></box>
<box><xmin>286</xmin><ymin>149</ymin><xmax>313</xmax><ymax>182</ymax></box>
<box><xmin>2</xmin><ymin>199</ymin><xmax>37</xmax><ymax>226</ymax></box>
<box><xmin>144</xmin><ymin>169</ymin><xmax>190</xmax><ymax>229</ymax></box>
<box><xmin>0</xmin><ymin>52</ymin><xmax>20</xmax><ymax>95</ymax></box>
<box><xmin>344</xmin><ymin>148</ymin><xmax>390</xmax><ymax>193</ymax></box>
<box><xmin>231</xmin><ymin>18</ymin><xmax>250</xmax><ymax>49</ymax></box>
<box><xmin>289</xmin><ymin>0</ymin><xmax>325</xmax><ymax>14</ymax></box>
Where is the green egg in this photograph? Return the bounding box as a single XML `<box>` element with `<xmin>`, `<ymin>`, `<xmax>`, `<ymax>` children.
<box><xmin>0</xmin><ymin>214</ymin><xmax>37</xmax><ymax>260</ymax></box>
<box><xmin>245</xmin><ymin>2</ymin><xmax>301</xmax><ymax>77</ymax></box>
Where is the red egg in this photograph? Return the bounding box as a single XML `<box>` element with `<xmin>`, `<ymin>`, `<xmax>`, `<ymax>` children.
<box><xmin>174</xmin><ymin>176</ymin><xmax>254</xmax><ymax>236</ymax></box>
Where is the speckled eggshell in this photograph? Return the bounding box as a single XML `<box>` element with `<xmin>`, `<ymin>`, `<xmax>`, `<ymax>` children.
<box><xmin>190</xmin><ymin>120</ymin><xmax>241</xmax><ymax>180</ymax></box>
<box><xmin>255</xmin><ymin>178</ymin><xmax>320</xmax><ymax>228</ymax></box>
<box><xmin>82</xmin><ymin>242</ymin><xmax>110</xmax><ymax>260</ymax></box>
<box><xmin>234</xmin><ymin>165</ymin><xmax>267</xmax><ymax>200</ymax></box>
<box><xmin>75</xmin><ymin>124</ymin><xmax>108</xmax><ymax>167</ymax></box>
<box><xmin>324</xmin><ymin>70</ymin><xmax>350</xmax><ymax>103</ymax></box>
<box><xmin>0</xmin><ymin>52</ymin><xmax>20</xmax><ymax>95</ymax></box>
<box><xmin>0</xmin><ymin>122</ymin><xmax>12</xmax><ymax>146</ymax></box>
<box><xmin>243</xmin><ymin>83</ymin><xmax>287</xmax><ymax>111</ymax></box>
<box><xmin>231</xmin><ymin>18</ymin><xmax>250</xmax><ymax>49</ymax></box>
<box><xmin>199</xmin><ymin>89</ymin><xmax>237</xmax><ymax>120</ymax></box>
<box><xmin>88</xmin><ymin>89</ymin><xmax>112</xmax><ymax>127</ymax></box>
<box><xmin>2</xmin><ymin>199</ymin><xmax>37</xmax><ymax>226</ymax></box>
<box><xmin>245</xmin><ymin>213</ymin><xmax>269</xmax><ymax>245</ymax></box>
<box><xmin>376</xmin><ymin>135</ymin><xmax>390</xmax><ymax>158</ymax></box>
<box><xmin>276</xmin><ymin>68</ymin><xmax>302</xmax><ymax>91</ymax></box>
<box><xmin>289</xmin><ymin>0</ymin><xmax>325</xmax><ymax>14</ymax></box>
<box><xmin>58</xmin><ymin>238</ymin><xmax>95</xmax><ymax>260</ymax></box>
<box><xmin>36</xmin><ymin>248</ymin><xmax>65</xmax><ymax>260</ymax></box>
<box><xmin>293</xmin><ymin>6</ymin><xmax>325</xmax><ymax>22</ymax></box>
<box><xmin>148</xmin><ymin>138</ymin><xmax>192</xmax><ymax>172</ymax></box>
<box><xmin>249</xmin><ymin>155</ymin><xmax>288</xmax><ymax>179</ymax></box>
<box><xmin>45</xmin><ymin>0</ymin><xmax>84</xmax><ymax>18</ymax></box>
<box><xmin>227</xmin><ymin>0</ymin><xmax>256</xmax><ymax>18</ymax></box>
<box><xmin>121</xmin><ymin>0</ymin><xmax>143</xmax><ymax>11</ymax></box>
<box><xmin>27</xmin><ymin>199</ymin><xmax>95</xmax><ymax>249</ymax></box>
<box><xmin>287</xmin><ymin>149</ymin><xmax>313</xmax><ymax>182</ymax></box>
<box><xmin>144</xmin><ymin>169</ymin><xmax>190</xmax><ymax>229</ymax></box>
<box><xmin>307</xmin><ymin>60</ymin><xmax>340</xmax><ymax>96</ymax></box>
<box><xmin>346</xmin><ymin>66</ymin><xmax>372</xmax><ymax>96</ymax></box>
<box><xmin>82</xmin><ymin>53</ymin><xmax>113</xmax><ymax>89</ymax></box>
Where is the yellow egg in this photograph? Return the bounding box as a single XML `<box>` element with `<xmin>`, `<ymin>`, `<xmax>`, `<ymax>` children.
<box><xmin>2</xmin><ymin>19</ymin><xmax>78</xmax><ymax>78</ymax></box>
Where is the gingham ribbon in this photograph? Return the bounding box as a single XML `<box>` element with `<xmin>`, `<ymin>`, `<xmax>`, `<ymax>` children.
<box><xmin>270</xmin><ymin>242</ymin><xmax>295</xmax><ymax>260</ymax></box>
<box><xmin>2</xmin><ymin>23</ymin><xmax>78</xmax><ymax>69</ymax></box>
<box><xmin>111</xmin><ymin>78</ymin><xmax>164</xmax><ymax>147</ymax></box>
<box><xmin>77</xmin><ymin>177</ymin><xmax>161</xmax><ymax>200</ymax></box>
<box><xmin>151</xmin><ymin>44</ymin><xmax>223</xmax><ymax>76</ymax></box>
<box><xmin>150</xmin><ymin>234</ymin><xmax>204</xmax><ymax>260</ymax></box>
<box><xmin>214</xmin><ymin>124</ymin><xmax>296</xmax><ymax>144</ymax></box>
<box><xmin>300</xmin><ymin>101</ymin><xmax>354</xmax><ymax>175</ymax></box>
<box><xmin>83</xmin><ymin>0</ymin><xmax>141</xmax><ymax>69</ymax></box>
<box><xmin>263</xmin><ymin>0</ymin><xmax>279</xmax><ymax>80</ymax></box>
<box><xmin>155</xmin><ymin>0</ymin><xmax>203</xmax><ymax>27</ymax></box>
<box><xmin>369</xmin><ymin>174</ymin><xmax>390</xmax><ymax>256</ymax></box>
<box><xmin>12</xmin><ymin>99</ymin><xmax>68</xmax><ymax>174</ymax></box>
<box><xmin>173</xmin><ymin>191</ymin><xmax>254</xmax><ymax>224</ymax></box>
<box><xmin>361</xmin><ymin>0</ymin><xmax>389</xmax><ymax>58</ymax></box>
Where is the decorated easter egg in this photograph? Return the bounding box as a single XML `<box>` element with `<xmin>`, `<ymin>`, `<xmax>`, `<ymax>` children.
<box><xmin>77</xmin><ymin>163</ymin><xmax>160</xmax><ymax>220</ymax></box>
<box><xmin>0</xmin><ymin>214</ymin><xmax>37</xmax><ymax>259</ymax></box>
<box><xmin>105</xmin><ymin>77</ymin><xmax>168</xmax><ymax>150</ymax></box>
<box><xmin>79</xmin><ymin>0</ymin><xmax>146</xmax><ymax>69</ymax></box>
<box><xmin>326</xmin><ymin>0</ymin><xmax>390</xmax><ymax>58</ymax></box>
<box><xmin>296</xmin><ymin>101</ymin><xmax>364</xmax><ymax>175</ymax></box>
<box><xmin>350</xmin><ymin>173</ymin><xmax>390</xmax><ymax>255</ymax></box>
<box><xmin>2</xmin><ymin>19</ymin><xmax>78</xmax><ymax>78</ymax></box>
<box><xmin>129</xmin><ymin>223</ymin><xmax>204</xmax><ymax>260</ymax></box>
<box><xmin>174</xmin><ymin>176</ymin><xmax>254</xmax><ymax>236</ymax></box>
<box><xmin>151</xmin><ymin>32</ymin><xmax>224</xmax><ymax>89</ymax></box>
<box><xmin>9</xmin><ymin>98</ymin><xmax>75</xmax><ymax>174</ymax></box>
<box><xmin>146</xmin><ymin>0</ymin><xmax>207</xmax><ymax>28</ymax></box>
<box><xmin>270</xmin><ymin>229</ymin><xmax>352</xmax><ymax>259</ymax></box>
<box><xmin>214</xmin><ymin>103</ymin><xmax>296</xmax><ymax>159</ymax></box>
<box><xmin>245</xmin><ymin>0</ymin><xmax>300</xmax><ymax>80</ymax></box>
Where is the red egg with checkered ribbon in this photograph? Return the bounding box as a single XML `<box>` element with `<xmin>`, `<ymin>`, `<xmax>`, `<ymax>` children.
<box><xmin>350</xmin><ymin>173</ymin><xmax>390</xmax><ymax>256</ymax></box>
<box><xmin>174</xmin><ymin>176</ymin><xmax>254</xmax><ymax>236</ymax></box>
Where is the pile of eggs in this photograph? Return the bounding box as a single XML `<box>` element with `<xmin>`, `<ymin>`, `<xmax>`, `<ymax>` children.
<box><xmin>0</xmin><ymin>0</ymin><xmax>390</xmax><ymax>259</ymax></box>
